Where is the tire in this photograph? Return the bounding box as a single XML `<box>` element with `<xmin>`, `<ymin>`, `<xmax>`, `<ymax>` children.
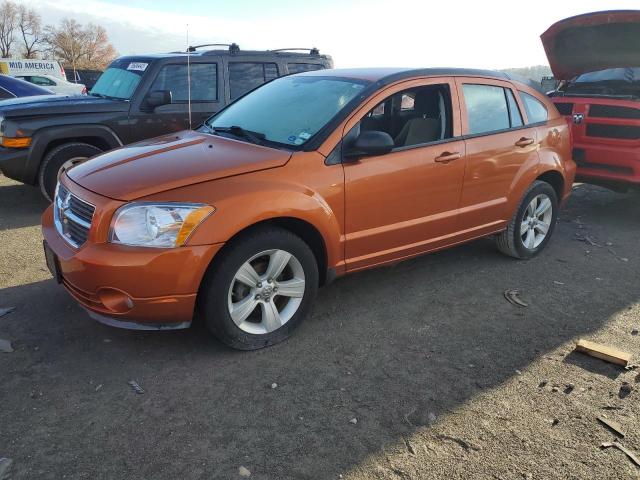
<box><xmin>39</xmin><ymin>143</ymin><xmax>103</xmax><ymax>201</ymax></box>
<box><xmin>199</xmin><ymin>226</ymin><xmax>319</xmax><ymax>350</ymax></box>
<box><xmin>496</xmin><ymin>180</ymin><xmax>558</xmax><ymax>259</ymax></box>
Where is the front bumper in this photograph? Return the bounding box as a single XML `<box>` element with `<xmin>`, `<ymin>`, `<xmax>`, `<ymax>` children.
<box><xmin>0</xmin><ymin>146</ymin><xmax>30</xmax><ymax>183</ymax></box>
<box><xmin>42</xmin><ymin>205</ymin><xmax>223</xmax><ymax>329</ymax></box>
<box><xmin>574</xmin><ymin>142</ymin><xmax>640</xmax><ymax>186</ymax></box>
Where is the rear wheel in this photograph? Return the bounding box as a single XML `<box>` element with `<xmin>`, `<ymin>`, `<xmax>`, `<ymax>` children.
<box><xmin>496</xmin><ymin>181</ymin><xmax>558</xmax><ymax>259</ymax></box>
<box><xmin>39</xmin><ymin>143</ymin><xmax>103</xmax><ymax>201</ymax></box>
<box><xmin>199</xmin><ymin>227</ymin><xmax>319</xmax><ymax>350</ymax></box>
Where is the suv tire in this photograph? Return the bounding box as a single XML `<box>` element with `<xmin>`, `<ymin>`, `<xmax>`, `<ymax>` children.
<box><xmin>39</xmin><ymin>143</ymin><xmax>103</xmax><ymax>201</ymax></box>
<box><xmin>496</xmin><ymin>180</ymin><xmax>558</xmax><ymax>259</ymax></box>
<box><xmin>199</xmin><ymin>226</ymin><xmax>319</xmax><ymax>350</ymax></box>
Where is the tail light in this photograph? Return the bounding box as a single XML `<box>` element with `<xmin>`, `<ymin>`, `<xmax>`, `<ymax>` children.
<box><xmin>82</xmin><ymin>86</ymin><xmax>87</xmax><ymax>95</ymax></box>
<box><xmin>60</xmin><ymin>65</ymin><xmax>66</xmax><ymax>78</ymax></box>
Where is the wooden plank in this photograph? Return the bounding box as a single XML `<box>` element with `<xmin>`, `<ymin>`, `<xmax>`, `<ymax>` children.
<box><xmin>575</xmin><ymin>339</ymin><xmax>631</xmax><ymax>367</ymax></box>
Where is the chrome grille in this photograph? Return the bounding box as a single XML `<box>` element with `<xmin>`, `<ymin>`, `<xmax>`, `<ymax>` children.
<box><xmin>54</xmin><ymin>184</ymin><xmax>95</xmax><ymax>248</ymax></box>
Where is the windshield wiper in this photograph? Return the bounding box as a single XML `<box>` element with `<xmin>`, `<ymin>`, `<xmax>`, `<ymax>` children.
<box><xmin>210</xmin><ymin>125</ymin><xmax>266</xmax><ymax>146</ymax></box>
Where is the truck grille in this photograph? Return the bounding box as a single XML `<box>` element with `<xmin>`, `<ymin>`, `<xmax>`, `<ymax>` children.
<box><xmin>554</xmin><ymin>102</ymin><xmax>574</xmax><ymax>116</ymax></box>
<box><xmin>54</xmin><ymin>184</ymin><xmax>95</xmax><ymax>248</ymax></box>
<box><xmin>589</xmin><ymin>104</ymin><xmax>640</xmax><ymax>120</ymax></box>
<box><xmin>586</xmin><ymin>124</ymin><xmax>640</xmax><ymax>140</ymax></box>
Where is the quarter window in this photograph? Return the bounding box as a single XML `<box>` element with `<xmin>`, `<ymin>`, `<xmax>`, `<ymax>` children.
<box><xmin>287</xmin><ymin>63</ymin><xmax>324</xmax><ymax>74</ymax></box>
<box><xmin>229</xmin><ymin>62</ymin><xmax>279</xmax><ymax>101</ymax></box>
<box><xmin>521</xmin><ymin>92</ymin><xmax>548</xmax><ymax>124</ymax></box>
<box><xmin>462</xmin><ymin>84</ymin><xmax>510</xmax><ymax>135</ymax></box>
<box><xmin>150</xmin><ymin>63</ymin><xmax>217</xmax><ymax>102</ymax></box>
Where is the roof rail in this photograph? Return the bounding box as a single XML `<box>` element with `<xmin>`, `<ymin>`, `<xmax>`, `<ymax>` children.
<box><xmin>187</xmin><ymin>43</ymin><xmax>240</xmax><ymax>54</ymax></box>
<box><xmin>270</xmin><ymin>47</ymin><xmax>320</xmax><ymax>55</ymax></box>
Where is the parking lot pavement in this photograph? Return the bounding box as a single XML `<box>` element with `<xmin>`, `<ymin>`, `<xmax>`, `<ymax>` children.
<box><xmin>0</xmin><ymin>174</ymin><xmax>639</xmax><ymax>479</ymax></box>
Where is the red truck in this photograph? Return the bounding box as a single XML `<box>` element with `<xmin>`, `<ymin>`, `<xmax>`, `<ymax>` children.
<box><xmin>542</xmin><ymin>10</ymin><xmax>640</xmax><ymax>190</ymax></box>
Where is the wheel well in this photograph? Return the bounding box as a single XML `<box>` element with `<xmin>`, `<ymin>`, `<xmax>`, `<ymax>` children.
<box><xmin>536</xmin><ymin>170</ymin><xmax>564</xmax><ymax>201</ymax></box>
<box><xmin>43</xmin><ymin>136</ymin><xmax>112</xmax><ymax>159</ymax></box>
<box><xmin>223</xmin><ymin>217</ymin><xmax>329</xmax><ymax>286</ymax></box>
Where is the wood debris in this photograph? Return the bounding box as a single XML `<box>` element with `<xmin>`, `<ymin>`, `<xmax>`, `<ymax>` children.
<box><xmin>575</xmin><ymin>339</ymin><xmax>631</xmax><ymax>367</ymax></box>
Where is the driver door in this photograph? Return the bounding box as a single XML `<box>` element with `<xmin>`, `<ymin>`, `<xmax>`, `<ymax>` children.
<box><xmin>342</xmin><ymin>78</ymin><xmax>466</xmax><ymax>271</ymax></box>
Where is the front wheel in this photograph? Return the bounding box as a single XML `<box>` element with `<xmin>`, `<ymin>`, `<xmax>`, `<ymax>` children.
<box><xmin>496</xmin><ymin>180</ymin><xmax>558</xmax><ymax>259</ymax></box>
<box><xmin>39</xmin><ymin>143</ymin><xmax>103</xmax><ymax>201</ymax></box>
<box><xmin>199</xmin><ymin>227</ymin><xmax>319</xmax><ymax>350</ymax></box>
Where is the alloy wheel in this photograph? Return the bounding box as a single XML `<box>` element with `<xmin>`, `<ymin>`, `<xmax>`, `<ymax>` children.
<box><xmin>227</xmin><ymin>249</ymin><xmax>306</xmax><ymax>334</ymax></box>
<box><xmin>520</xmin><ymin>193</ymin><xmax>553</xmax><ymax>249</ymax></box>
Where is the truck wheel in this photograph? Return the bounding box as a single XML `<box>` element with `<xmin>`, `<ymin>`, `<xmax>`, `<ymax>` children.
<box><xmin>199</xmin><ymin>226</ymin><xmax>319</xmax><ymax>350</ymax></box>
<box><xmin>39</xmin><ymin>143</ymin><xmax>103</xmax><ymax>201</ymax></box>
<box><xmin>496</xmin><ymin>180</ymin><xmax>558</xmax><ymax>259</ymax></box>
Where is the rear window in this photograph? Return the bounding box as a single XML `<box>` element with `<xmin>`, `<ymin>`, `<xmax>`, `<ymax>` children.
<box><xmin>462</xmin><ymin>84</ymin><xmax>510</xmax><ymax>135</ymax></box>
<box><xmin>229</xmin><ymin>62</ymin><xmax>278</xmax><ymax>101</ymax></box>
<box><xmin>520</xmin><ymin>92</ymin><xmax>548</xmax><ymax>124</ymax></box>
<box><xmin>287</xmin><ymin>63</ymin><xmax>324</xmax><ymax>74</ymax></box>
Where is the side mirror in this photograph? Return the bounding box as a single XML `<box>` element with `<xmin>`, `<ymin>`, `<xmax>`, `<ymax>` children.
<box><xmin>144</xmin><ymin>90</ymin><xmax>172</xmax><ymax>109</ymax></box>
<box><xmin>344</xmin><ymin>130</ymin><xmax>394</xmax><ymax>159</ymax></box>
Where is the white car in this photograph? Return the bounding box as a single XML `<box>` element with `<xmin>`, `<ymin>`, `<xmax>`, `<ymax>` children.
<box><xmin>16</xmin><ymin>74</ymin><xmax>86</xmax><ymax>96</ymax></box>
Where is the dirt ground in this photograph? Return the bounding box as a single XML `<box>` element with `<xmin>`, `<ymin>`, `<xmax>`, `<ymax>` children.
<box><xmin>0</xmin><ymin>174</ymin><xmax>639</xmax><ymax>480</ymax></box>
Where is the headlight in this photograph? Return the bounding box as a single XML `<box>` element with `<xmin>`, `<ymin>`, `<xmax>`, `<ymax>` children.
<box><xmin>109</xmin><ymin>203</ymin><xmax>214</xmax><ymax>248</ymax></box>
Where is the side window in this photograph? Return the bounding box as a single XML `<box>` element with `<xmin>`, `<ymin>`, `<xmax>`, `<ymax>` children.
<box><xmin>229</xmin><ymin>62</ymin><xmax>279</xmax><ymax>101</ymax></box>
<box><xmin>505</xmin><ymin>89</ymin><xmax>523</xmax><ymax>127</ymax></box>
<box><xmin>287</xmin><ymin>63</ymin><xmax>324</xmax><ymax>74</ymax></box>
<box><xmin>150</xmin><ymin>63</ymin><xmax>217</xmax><ymax>102</ymax></box>
<box><xmin>22</xmin><ymin>76</ymin><xmax>55</xmax><ymax>86</ymax></box>
<box><xmin>520</xmin><ymin>92</ymin><xmax>548</xmax><ymax>124</ymax></box>
<box><xmin>359</xmin><ymin>84</ymin><xmax>452</xmax><ymax>148</ymax></box>
<box><xmin>462</xmin><ymin>84</ymin><xmax>510</xmax><ymax>135</ymax></box>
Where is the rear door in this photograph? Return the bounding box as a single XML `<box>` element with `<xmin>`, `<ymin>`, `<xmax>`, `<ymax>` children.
<box><xmin>455</xmin><ymin>77</ymin><xmax>540</xmax><ymax>233</ymax></box>
<box><xmin>131</xmin><ymin>61</ymin><xmax>220</xmax><ymax>140</ymax></box>
<box><xmin>226</xmin><ymin>60</ymin><xmax>279</xmax><ymax>103</ymax></box>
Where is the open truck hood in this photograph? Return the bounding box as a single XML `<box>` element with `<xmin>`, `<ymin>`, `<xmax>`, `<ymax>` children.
<box><xmin>541</xmin><ymin>10</ymin><xmax>640</xmax><ymax>80</ymax></box>
<box><xmin>67</xmin><ymin>131</ymin><xmax>292</xmax><ymax>201</ymax></box>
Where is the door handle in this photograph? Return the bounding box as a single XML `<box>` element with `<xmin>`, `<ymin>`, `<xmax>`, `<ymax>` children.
<box><xmin>434</xmin><ymin>151</ymin><xmax>462</xmax><ymax>163</ymax></box>
<box><xmin>515</xmin><ymin>137</ymin><xmax>534</xmax><ymax>148</ymax></box>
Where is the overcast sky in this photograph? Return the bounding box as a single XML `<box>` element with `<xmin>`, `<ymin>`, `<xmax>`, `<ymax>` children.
<box><xmin>28</xmin><ymin>0</ymin><xmax>640</xmax><ymax>69</ymax></box>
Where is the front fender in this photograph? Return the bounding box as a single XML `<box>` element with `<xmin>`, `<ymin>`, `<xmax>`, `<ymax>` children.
<box><xmin>24</xmin><ymin>124</ymin><xmax>123</xmax><ymax>184</ymax></box>
<box><xmin>142</xmin><ymin>161</ymin><xmax>346</xmax><ymax>273</ymax></box>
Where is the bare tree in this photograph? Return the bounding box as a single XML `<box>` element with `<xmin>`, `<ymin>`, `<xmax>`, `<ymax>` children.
<box><xmin>0</xmin><ymin>0</ymin><xmax>17</xmax><ymax>58</ymax></box>
<box><xmin>17</xmin><ymin>4</ymin><xmax>42</xmax><ymax>58</ymax></box>
<box><xmin>45</xmin><ymin>18</ymin><xmax>116</xmax><ymax>70</ymax></box>
<box><xmin>81</xmin><ymin>23</ymin><xmax>116</xmax><ymax>70</ymax></box>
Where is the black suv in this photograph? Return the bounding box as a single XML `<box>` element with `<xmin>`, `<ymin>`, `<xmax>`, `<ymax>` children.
<box><xmin>0</xmin><ymin>44</ymin><xmax>332</xmax><ymax>200</ymax></box>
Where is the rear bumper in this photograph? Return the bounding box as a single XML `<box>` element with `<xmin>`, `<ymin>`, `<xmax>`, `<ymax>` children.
<box><xmin>42</xmin><ymin>205</ymin><xmax>223</xmax><ymax>329</ymax></box>
<box><xmin>0</xmin><ymin>147</ymin><xmax>30</xmax><ymax>183</ymax></box>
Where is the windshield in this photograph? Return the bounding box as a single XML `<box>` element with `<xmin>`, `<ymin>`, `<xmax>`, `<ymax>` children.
<box><xmin>90</xmin><ymin>60</ymin><xmax>148</xmax><ymax>100</ymax></box>
<box><xmin>573</xmin><ymin>68</ymin><xmax>639</xmax><ymax>84</ymax></box>
<box><xmin>206</xmin><ymin>76</ymin><xmax>368</xmax><ymax>147</ymax></box>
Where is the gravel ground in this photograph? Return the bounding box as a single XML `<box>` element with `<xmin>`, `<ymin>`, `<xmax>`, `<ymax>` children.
<box><xmin>0</xmin><ymin>174</ymin><xmax>639</xmax><ymax>480</ymax></box>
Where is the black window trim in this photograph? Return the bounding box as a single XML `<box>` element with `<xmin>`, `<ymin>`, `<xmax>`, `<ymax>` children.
<box><xmin>504</xmin><ymin>87</ymin><xmax>523</xmax><ymax>128</ymax></box>
<box><xmin>150</xmin><ymin>61</ymin><xmax>220</xmax><ymax>104</ymax></box>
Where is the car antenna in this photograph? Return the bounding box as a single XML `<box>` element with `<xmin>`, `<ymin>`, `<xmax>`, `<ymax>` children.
<box><xmin>186</xmin><ymin>24</ymin><xmax>192</xmax><ymax>130</ymax></box>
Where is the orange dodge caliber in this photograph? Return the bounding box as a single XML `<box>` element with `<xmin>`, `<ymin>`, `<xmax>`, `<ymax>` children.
<box><xmin>42</xmin><ymin>68</ymin><xmax>575</xmax><ymax>350</ymax></box>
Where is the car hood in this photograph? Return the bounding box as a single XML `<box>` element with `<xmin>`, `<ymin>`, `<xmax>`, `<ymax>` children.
<box><xmin>0</xmin><ymin>94</ymin><xmax>128</xmax><ymax>117</ymax></box>
<box><xmin>67</xmin><ymin>131</ymin><xmax>293</xmax><ymax>201</ymax></box>
<box><xmin>541</xmin><ymin>10</ymin><xmax>640</xmax><ymax>80</ymax></box>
